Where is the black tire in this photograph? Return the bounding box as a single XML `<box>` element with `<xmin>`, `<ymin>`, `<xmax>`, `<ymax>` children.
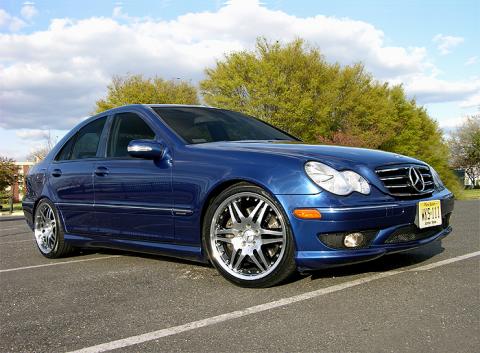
<box><xmin>33</xmin><ymin>199</ymin><xmax>75</xmax><ymax>258</ymax></box>
<box><xmin>203</xmin><ymin>182</ymin><xmax>296</xmax><ymax>287</ymax></box>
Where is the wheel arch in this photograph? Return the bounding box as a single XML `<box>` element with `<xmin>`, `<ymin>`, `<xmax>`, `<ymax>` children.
<box><xmin>32</xmin><ymin>196</ymin><xmax>67</xmax><ymax>233</ymax></box>
<box><xmin>201</xmin><ymin>179</ymin><xmax>257</xmax><ymax>232</ymax></box>
<box><xmin>199</xmin><ymin>178</ymin><xmax>293</xmax><ymax>257</ymax></box>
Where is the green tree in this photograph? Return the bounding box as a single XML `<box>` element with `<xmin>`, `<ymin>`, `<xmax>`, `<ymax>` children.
<box><xmin>449</xmin><ymin>115</ymin><xmax>480</xmax><ymax>187</ymax></box>
<box><xmin>201</xmin><ymin>39</ymin><xmax>396</xmax><ymax>146</ymax></box>
<box><xmin>200</xmin><ymin>38</ymin><xmax>459</xmax><ymax>193</ymax></box>
<box><xmin>95</xmin><ymin>74</ymin><xmax>199</xmax><ymax>113</ymax></box>
<box><xmin>0</xmin><ymin>156</ymin><xmax>17</xmax><ymax>191</ymax></box>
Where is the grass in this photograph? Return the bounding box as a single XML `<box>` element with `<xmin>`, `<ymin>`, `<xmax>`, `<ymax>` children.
<box><xmin>0</xmin><ymin>202</ymin><xmax>22</xmax><ymax>213</ymax></box>
<box><xmin>457</xmin><ymin>189</ymin><xmax>480</xmax><ymax>200</ymax></box>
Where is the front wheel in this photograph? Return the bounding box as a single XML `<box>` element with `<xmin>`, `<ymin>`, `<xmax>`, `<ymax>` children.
<box><xmin>34</xmin><ymin>199</ymin><xmax>74</xmax><ymax>258</ymax></box>
<box><xmin>204</xmin><ymin>183</ymin><xmax>296</xmax><ymax>287</ymax></box>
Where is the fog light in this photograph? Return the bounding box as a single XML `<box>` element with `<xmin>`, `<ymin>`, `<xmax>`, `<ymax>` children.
<box><xmin>343</xmin><ymin>232</ymin><xmax>365</xmax><ymax>248</ymax></box>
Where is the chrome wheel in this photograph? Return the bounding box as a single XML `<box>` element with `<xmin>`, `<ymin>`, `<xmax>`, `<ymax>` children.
<box><xmin>34</xmin><ymin>203</ymin><xmax>57</xmax><ymax>254</ymax></box>
<box><xmin>210</xmin><ymin>192</ymin><xmax>287</xmax><ymax>280</ymax></box>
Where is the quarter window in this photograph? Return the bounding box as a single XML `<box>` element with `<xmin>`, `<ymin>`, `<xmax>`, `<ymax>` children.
<box><xmin>55</xmin><ymin>135</ymin><xmax>76</xmax><ymax>161</ymax></box>
<box><xmin>56</xmin><ymin>117</ymin><xmax>106</xmax><ymax>161</ymax></box>
<box><xmin>107</xmin><ymin>113</ymin><xmax>156</xmax><ymax>158</ymax></box>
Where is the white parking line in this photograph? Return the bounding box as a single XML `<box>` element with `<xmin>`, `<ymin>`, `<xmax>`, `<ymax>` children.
<box><xmin>68</xmin><ymin>250</ymin><xmax>480</xmax><ymax>353</ymax></box>
<box><xmin>410</xmin><ymin>251</ymin><xmax>480</xmax><ymax>271</ymax></box>
<box><xmin>0</xmin><ymin>239</ymin><xmax>33</xmax><ymax>245</ymax></box>
<box><xmin>0</xmin><ymin>255</ymin><xmax>121</xmax><ymax>273</ymax></box>
<box><xmin>0</xmin><ymin>227</ymin><xmax>25</xmax><ymax>231</ymax></box>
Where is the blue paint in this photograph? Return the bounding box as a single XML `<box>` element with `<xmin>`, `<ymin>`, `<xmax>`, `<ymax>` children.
<box><xmin>23</xmin><ymin>105</ymin><xmax>455</xmax><ymax>270</ymax></box>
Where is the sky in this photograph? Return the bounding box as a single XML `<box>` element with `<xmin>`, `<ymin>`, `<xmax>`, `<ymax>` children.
<box><xmin>0</xmin><ymin>0</ymin><xmax>479</xmax><ymax>160</ymax></box>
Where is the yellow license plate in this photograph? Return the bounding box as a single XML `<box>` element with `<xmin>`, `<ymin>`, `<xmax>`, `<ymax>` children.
<box><xmin>417</xmin><ymin>200</ymin><xmax>442</xmax><ymax>229</ymax></box>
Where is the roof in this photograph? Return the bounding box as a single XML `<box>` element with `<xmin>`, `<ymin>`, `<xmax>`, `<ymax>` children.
<box><xmin>144</xmin><ymin>104</ymin><xmax>214</xmax><ymax>109</ymax></box>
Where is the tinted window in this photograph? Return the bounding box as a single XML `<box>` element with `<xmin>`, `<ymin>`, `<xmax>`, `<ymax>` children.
<box><xmin>55</xmin><ymin>135</ymin><xmax>76</xmax><ymax>161</ymax></box>
<box><xmin>152</xmin><ymin>107</ymin><xmax>297</xmax><ymax>144</ymax></box>
<box><xmin>107</xmin><ymin>113</ymin><xmax>156</xmax><ymax>158</ymax></box>
<box><xmin>69</xmin><ymin>117</ymin><xmax>107</xmax><ymax>160</ymax></box>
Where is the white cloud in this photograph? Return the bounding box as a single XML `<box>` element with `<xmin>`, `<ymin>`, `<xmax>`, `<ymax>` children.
<box><xmin>20</xmin><ymin>2</ymin><xmax>38</xmax><ymax>20</ymax></box>
<box><xmin>459</xmin><ymin>92</ymin><xmax>480</xmax><ymax>108</ymax></box>
<box><xmin>465</xmin><ymin>56</ymin><xmax>478</xmax><ymax>66</ymax></box>
<box><xmin>401</xmin><ymin>75</ymin><xmax>480</xmax><ymax>104</ymax></box>
<box><xmin>0</xmin><ymin>0</ymin><xmax>478</xmax><ymax>132</ymax></box>
<box><xmin>0</xmin><ymin>8</ymin><xmax>26</xmax><ymax>31</ymax></box>
<box><xmin>15</xmin><ymin>129</ymin><xmax>50</xmax><ymax>140</ymax></box>
<box><xmin>433</xmin><ymin>34</ymin><xmax>464</xmax><ymax>55</ymax></box>
<box><xmin>439</xmin><ymin>115</ymin><xmax>470</xmax><ymax>136</ymax></box>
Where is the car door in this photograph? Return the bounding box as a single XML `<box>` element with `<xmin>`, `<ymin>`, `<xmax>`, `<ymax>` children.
<box><xmin>93</xmin><ymin>111</ymin><xmax>174</xmax><ymax>241</ymax></box>
<box><xmin>48</xmin><ymin>116</ymin><xmax>107</xmax><ymax>235</ymax></box>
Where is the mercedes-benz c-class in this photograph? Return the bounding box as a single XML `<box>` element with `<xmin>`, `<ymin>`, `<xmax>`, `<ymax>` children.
<box><xmin>23</xmin><ymin>105</ymin><xmax>454</xmax><ymax>287</ymax></box>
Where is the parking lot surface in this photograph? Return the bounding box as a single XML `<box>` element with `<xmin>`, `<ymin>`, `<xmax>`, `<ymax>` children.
<box><xmin>1</xmin><ymin>201</ymin><xmax>479</xmax><ymax>353</ymax></box>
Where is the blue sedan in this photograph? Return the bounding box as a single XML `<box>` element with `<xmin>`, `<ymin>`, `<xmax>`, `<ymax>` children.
<box><xmin>22</xmin><ymin>104</ymin><xmax>454</xmax><ymax>287</ymax></box>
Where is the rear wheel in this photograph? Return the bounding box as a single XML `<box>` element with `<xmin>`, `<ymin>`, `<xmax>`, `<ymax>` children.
<box><xmin>204</xmin><ymin>183</ymin><xmax>296</xmax><ymax>287</ymax></box>
<box><xmin>34</xmin><ymin>199</ymin><xmax>74</xmax><ymax>258</ymax></box>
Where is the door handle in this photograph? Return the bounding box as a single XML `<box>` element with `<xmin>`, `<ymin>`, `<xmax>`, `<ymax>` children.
<box><xmin>51</xmin><ymin>169</ymin><xmax>62</xmax><ymax>177</ymax></box>
<box><xmin>94</xmin><ymin>166</ymin><xmax>109</xmax><ymax>176</ymax></box>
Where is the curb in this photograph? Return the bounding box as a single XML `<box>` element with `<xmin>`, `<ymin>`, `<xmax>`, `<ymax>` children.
<box><xmin>0</xmin><ymin>216</ymin><xmax>24</xmax><ymax>222</ymax></box>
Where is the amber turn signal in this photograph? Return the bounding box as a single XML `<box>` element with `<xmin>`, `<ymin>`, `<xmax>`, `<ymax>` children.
<box><xmin>293</xmin><ymin>209</ymin><xmax>322</xmax><ymax>219</ymax></box>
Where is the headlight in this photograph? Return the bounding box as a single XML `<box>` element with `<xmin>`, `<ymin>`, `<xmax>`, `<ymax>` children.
<box><xmin>305</xmin><ymin>161</ymin><xmax>370</xmax><ymax>195</ymax></box>
<box><xmin>429</xmin><ymin>166</ymin><xmax>445</xmax><ymax>190</ymax></box>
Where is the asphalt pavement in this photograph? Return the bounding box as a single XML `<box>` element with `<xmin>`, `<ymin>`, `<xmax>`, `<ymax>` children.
<box><xmin>0</xmin><ymin>201</ymin><xmax>479</xmax><ymax>353</ymax></box>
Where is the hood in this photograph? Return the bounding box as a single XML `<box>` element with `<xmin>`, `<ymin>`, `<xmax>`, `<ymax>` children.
<box><xmin>193</xmin><ymin>141</ymin><xmax>425</xmax><ymax>169</ymax></box>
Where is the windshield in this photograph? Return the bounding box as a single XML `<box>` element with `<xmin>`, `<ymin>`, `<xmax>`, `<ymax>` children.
<box><xmin>152</xmin><ymin>107</ymin><xmax>298</xmax><ymax>144</ymax></box>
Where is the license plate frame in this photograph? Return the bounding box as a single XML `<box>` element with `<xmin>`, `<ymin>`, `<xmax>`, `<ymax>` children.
<box><xmin>416</xmin><ymin>200</ymin><xmax>442</xmax><ymax>229</ymax></box>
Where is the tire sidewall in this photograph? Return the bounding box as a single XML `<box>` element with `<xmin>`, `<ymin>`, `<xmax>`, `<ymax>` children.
<box><xmin>202</xmin><ymin>183</ymin><xmax>296</xmax><ymax>287</ymax></box>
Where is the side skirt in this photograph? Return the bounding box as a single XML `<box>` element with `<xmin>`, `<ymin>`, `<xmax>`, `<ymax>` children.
<box><xmin>64</xmin><ymin>233</ymin><xmax>208</xmax><ymax>263</ymax></box>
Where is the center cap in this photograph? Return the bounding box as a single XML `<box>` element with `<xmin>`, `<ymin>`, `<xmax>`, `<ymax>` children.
<box><xmin>243</xmin><ymin>229</ymin><xmax>257</xmax><ymax>242</ymax></box>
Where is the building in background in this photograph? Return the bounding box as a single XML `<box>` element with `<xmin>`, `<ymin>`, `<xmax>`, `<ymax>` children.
<box><xmin>10</xmin><ymin>161</ymin><xmax>35</xmax><ymax>202</ymax></box>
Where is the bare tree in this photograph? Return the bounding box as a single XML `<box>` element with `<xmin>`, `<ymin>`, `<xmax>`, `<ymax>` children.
<box><xmin>27</xmin><ymin>131</ymin><xmax>58</xmax><ymax>162</ymax></box>
<box><xmin>449</xmin><ymin>115</ymin><xmax>480</xmax><ymax>187</ymax></box>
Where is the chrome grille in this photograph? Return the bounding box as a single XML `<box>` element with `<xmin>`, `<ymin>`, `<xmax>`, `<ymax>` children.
<box><xmin>375</xmin><ymin>165</ymin><xmax>434</xmax><ymax>197</ymax></box>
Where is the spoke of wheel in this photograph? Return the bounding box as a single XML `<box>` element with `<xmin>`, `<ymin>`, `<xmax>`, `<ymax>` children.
<box><xmin>247</xmin><ymin>200</ymin><xmax>264</xmax><ymax>221</ymax></box>
<box><xmin>255</xmin><ymin>203</ymin><xmax>269</xmax><ymax>226</ymax></box>
<box><xmin>232</xmin><ymin>200</ymin><xmax>245</xmax><ymax>222</ymax></box>
<box><xmin>48</xmin><ymin>233</ymin><xmax>55</xmax><ymax>248</ymax></box>
<box><xmin>233</xmin><ymin>251</ymin><xmax>246</xmax><ymax>270</ymax></box>
<box><xmin>215</xmin><ymin>236</ymin><xmax>233</xmax><ymax>244</ymax></box>
<box><xmin>260</xmin><ymin>229</ymin><xmax>284</xmax><ymax>237</ymax></box>
<box><xmin>249</xmin><ymin>253</ymin><xmax>265</xmax><ymax>272</ymax></box>
<box><xmin>230</xmin><ymin>248</ymin><xmax>239</xmax><ymax>268</ymax></box>
<box><xmin>40</xmin><ymin>210</ymin><xmax>47</xmax><ymax>225</ymax></box>
<box><xmin>255</xmin><ymin>249</ymin><xmax>270</xmax><ymax>270</ymax></box>
<box><xmin>215</xmin><ymin>228</ymin><xmax>234</xmax><ymax>243</ymax></box>
<box><xmin>227</xmin><ymin>204</ymin><xmax>237</xmax><ymax>224</ymax></box>
<box><xmin>262</xmin><ymin>238</ymin><xmax>283</xmax><ymax>245</ymax></box>
<box><xmin>216</xmin><ymin>228</ymin><xmax>234</xmax><ymax>235</ymax></box>
<box><xmin>42</xmin><ymin>207</ymin><xmax>49</xmax><ymax>221</ymax></box>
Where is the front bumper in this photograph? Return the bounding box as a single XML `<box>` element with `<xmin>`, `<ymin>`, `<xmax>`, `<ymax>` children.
<box><xmin>276</xmin><ymin>189</ymin><xmax>455</xmax><ymax>271</ymax></box>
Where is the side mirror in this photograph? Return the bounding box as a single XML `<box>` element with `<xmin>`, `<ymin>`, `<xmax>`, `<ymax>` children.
<box><xmin>127</xmin><ymin>140</ymin><xmax>165</xmax><ymax>159</ymax></box>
